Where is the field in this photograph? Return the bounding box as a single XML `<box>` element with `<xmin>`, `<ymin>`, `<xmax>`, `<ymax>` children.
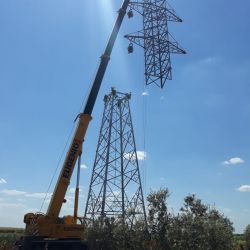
<box><xmin>0</xmin><ymin>226</ymin><xmax>246</xmax><ymax>250</ymax></box>
<box><xmin>0</xmin><ymin>228</ymin><xmax>24</xmax><ymax>250</ymax></box>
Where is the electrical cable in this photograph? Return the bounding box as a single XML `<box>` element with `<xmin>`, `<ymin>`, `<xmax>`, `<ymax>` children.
<box><xmin>140</xmin><ymin>60</ymin><xmax>148</xmax><ymax>195</ymax></box>
<box><xmin>142</xmin><ymin>88</ymin><xmax>148</xmax><ymax>194</ymax></box>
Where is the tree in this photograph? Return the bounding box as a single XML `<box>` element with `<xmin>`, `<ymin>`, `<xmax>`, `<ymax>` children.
<box><xmin>85</xmin><ymin>190</ymin><xmax>235</xmax><ymax>250</ymax></box>
<box><xmin>206</xmin><ymin>208</ymin><xmax>234</xmax><ymax>250</ymax></box>
<box><xmin>85</xmin><ymin>217</ymin><xmax>116</xmax><ymax>250</ymax></box>
<box><xmin>233</xmin><ymin>234</ymin><xmax>245</xmax><ymax>250</ymax></box>
<box><xmin>85</xmin><ymin>216</ymin><xmax>148</xmax><ymax>250</ymax></box>
<box><xmin>168</xmin><ymin>194</ymin><xmax>234</xmax><ymax>250</ymax></box>
<box><xmin>245</xmin><ymin>224</ymin><xmax>250</xmax><ymax>250</ymax></box>
<box><xmin>167</xmin><ymin>194</ymin><xmax>209</xmax><ymax>250</ymax></box>
<box><xmin>147</xmin><ymin>188</ymin><xmax>171</xmax><ymax>250</ymax></box>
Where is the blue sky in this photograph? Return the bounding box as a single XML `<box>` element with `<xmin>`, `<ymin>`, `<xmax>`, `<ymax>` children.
<box><xmin>0</xmin><ymin>0</ymin><xmax>250</xmax><ymax>233</ymax></box>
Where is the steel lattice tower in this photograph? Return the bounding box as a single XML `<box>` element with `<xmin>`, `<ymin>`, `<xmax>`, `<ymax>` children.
<box><xmin>125</xmin><ymin>0</ymin><xmax>186</xmax><ymax>88</ymax></box>
<box><xmin>85</xmin><ymin>88</ymin><xmax>147</xmax><ymax>228</ymax></box>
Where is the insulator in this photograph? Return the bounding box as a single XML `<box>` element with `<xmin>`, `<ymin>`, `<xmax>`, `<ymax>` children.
<box><xmin>127</xmin><ymin>9</ymin><xmax>133</xmax><ymax>18</ymax></box>
<box><xmin>128</xmin><ymin>43</ymin><xmax>133</xmax><ymax>54</ymax></box>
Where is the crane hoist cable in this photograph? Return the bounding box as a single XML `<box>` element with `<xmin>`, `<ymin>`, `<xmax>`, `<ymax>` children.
<box><xmin>140</xmin><ymin>57</ymin><xmax>148</xmax><ymax>193</ymax></box>
<box><xmin>39</xmin><ymin>121</ymin><xmax>76</xmax><ymax>212</ymax></box>
<box><xmin>39</xmin><ymin>81</ymin><xmax>93</xmax><ymax>213</ymax></box>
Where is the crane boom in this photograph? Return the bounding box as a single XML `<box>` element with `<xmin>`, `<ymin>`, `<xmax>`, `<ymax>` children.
<box><xmin>84</xmin><ymin>1</ymin><xmax>130</xmax><ymax>115</ymax></box>
<box><xmin>20</xmin><ymin>2</ymin><xmax>132</xmax><ymax>248</ymax></box>
<box><xmin>47</xmin><ymin>0</ymin><xmax>131</xmax><ymax>220</ymax></box>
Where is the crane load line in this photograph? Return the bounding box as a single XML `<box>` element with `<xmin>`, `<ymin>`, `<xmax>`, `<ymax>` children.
<box><xmin>39</xmin><ymin>122</ymin><xmax>76</xmax><ymax>212</ymax></box>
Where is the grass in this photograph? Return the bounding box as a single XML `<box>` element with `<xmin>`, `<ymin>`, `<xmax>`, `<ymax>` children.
<box><xmin>0</xmin><ymin>228</ymin><xmax>24</xmax><ymax>250</ymax></box>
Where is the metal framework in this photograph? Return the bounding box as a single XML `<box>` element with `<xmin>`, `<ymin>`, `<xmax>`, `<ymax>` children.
<box><xmin>125</xmin><ymin>0</ymin><xmax>186</xmax><ymax>88</ymax></box>
<box><xmin>85</xmin><ymin>88</ymin><xmax>147</xmax><ymax>228</ymax></box>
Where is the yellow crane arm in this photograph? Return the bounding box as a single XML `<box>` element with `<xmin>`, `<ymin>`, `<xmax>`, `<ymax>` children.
<box><xmin>23</xmin><ymin>0</ymin><xmax>130</xmax><ymax>241</ymax></box>
<box><xmin>45</xmin><ymin>0</ymin><xmax>130</xmax><ymax>220</ymax></box>
<box><xmin>46</xmin><ymin>114</ymin><xmax>92</xmax><ymax>219</ymax></box>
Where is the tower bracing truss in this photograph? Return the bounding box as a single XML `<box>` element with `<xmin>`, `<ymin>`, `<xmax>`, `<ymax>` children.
<box><xmin>85</xmin><ymin>88</ymin><xmax>147</xmax><ymax>228</ymax></box>
<box><xmin>125</xmin><ymin>0</ymin><xmax>186</xmax><ymax>88</ymax></box>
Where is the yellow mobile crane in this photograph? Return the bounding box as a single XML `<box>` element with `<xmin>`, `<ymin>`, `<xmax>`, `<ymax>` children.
<box><xmin>16</xmin><ymin>0</ymin><xmax>131</xmax><ymax>249</ymax></box>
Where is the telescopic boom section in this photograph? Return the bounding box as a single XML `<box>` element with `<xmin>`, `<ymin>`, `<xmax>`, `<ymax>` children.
<box><xmin>84</xmin><ymin>0</ymin><xmax>130</xmax><ymax>115</ymax></box>
<box><xmin>46</xmin><ymin>0</ymin><xmax>131</xmax><ymax>219</ymax></box>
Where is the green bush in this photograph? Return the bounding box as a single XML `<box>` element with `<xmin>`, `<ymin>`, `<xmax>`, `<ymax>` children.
<box><xmin>85</xmin><ymin>189</ymin><xmax>235</xmax><ymax>250</ymax></box>
<box><xmin>0</xmin><ymin>229</ymin><xmax>24</xmax><ymax>250</ymax></box>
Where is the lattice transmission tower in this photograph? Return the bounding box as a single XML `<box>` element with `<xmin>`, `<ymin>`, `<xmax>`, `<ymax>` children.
<box><xmin>125</xmin><ymin>0</ymin><xmax>186</xmax><ymax>88</ymax></box>
<box><xmin>85</xmin><ymin>88</ymin><xmax>147</xmax><ymax>228</ymax></box>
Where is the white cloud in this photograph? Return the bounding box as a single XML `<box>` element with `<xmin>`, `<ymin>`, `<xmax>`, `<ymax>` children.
<box><xmin>223</xmin><ymin>208</ymin><xmax>232</xmax><ymax>213</ymax></box>
<box><xmin>203</xmin><ymin>56</ymin><xmax>219</xmax><ymax>64</ymax></box>
<box><xmin>1</xmin><ymin>189</ymin><xmax>51</xmax><ymax>199</ymax></box>
<box><xmin>0</xmin><ymin>202</ymin><xmax>28</xmax><ymax>228</ymax></box>
<box><xmin>69</xmin><ymin>188</ymin><xmax>75</xmax><ymax>194</ymax></box>
<box><xmin>237</xmin><ymin>185</ymin><xmax>250</xmax><ymax>192</ymax></box>
<box><xmin>17</xmin><ymin>198</ymin><xmax>26</xmax><ymax>202</ymax></box>
<box><xmin>184</xmin><ymin>56</ymin><xmax>220</xmax><ymax>74</ymax></box>
<box><xmin>124</xmin><ymin>151</ymin><xmax>146</xmax><ymax>161</ymax></box>
<box><xmin>142</xmin><ymin>90</ymin><xmax>149</xmax><ymax>96</ymax></box>
<box><xmin>25</xmin><ymin>207</ymin><xmax>39</xmax><ymax>213</ymax></box>
<box><xmin>222</xmin><ymin>157</ymin><xmax>244</xmax><ymax>165</ymax></box>
<box><xmin>124</xmin><ymin>152</ymin><xmax>134</xmax><ymax>160</ymax></box>
<box><xmin>137</xmin><ymin>151</ymin><xmax>146</xmax><ymax>160</ymax></box>
<box><xmin>1</xmin><ymin>189</ymin><xmax>27</xmax><ymax>196</ymax></box>
<box><xmin>219</xmin><ymin>206</ymin><xmax>232</xmax><ymax>213</ymax></box>
<box><xmin>69</xmin><ymin>187</ymin><xmax>82</xmax><ymax>194</ymax></box>
<box><xmin>25</xmin><ymin>192</ymin><xmax>51</xmax><ymax>199</ymax></box>
<box><xmin>80</xmin><ymin>164</ymin><xmax>87</xmax><ymax>169</ymax></box>
<box><xmin>0</xmin><ymin>202</ymin><xmax>25</xmax><ymax>209</ymax></box>
<box><xmin>0</xmin><ymin>178</ymin><xmax>7</xmax><ymax>184</ymax></box>
<box><xmin>44</xmin><ymin>198</ymin><xmax>51</xmax><ymax>204</ymax></box>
